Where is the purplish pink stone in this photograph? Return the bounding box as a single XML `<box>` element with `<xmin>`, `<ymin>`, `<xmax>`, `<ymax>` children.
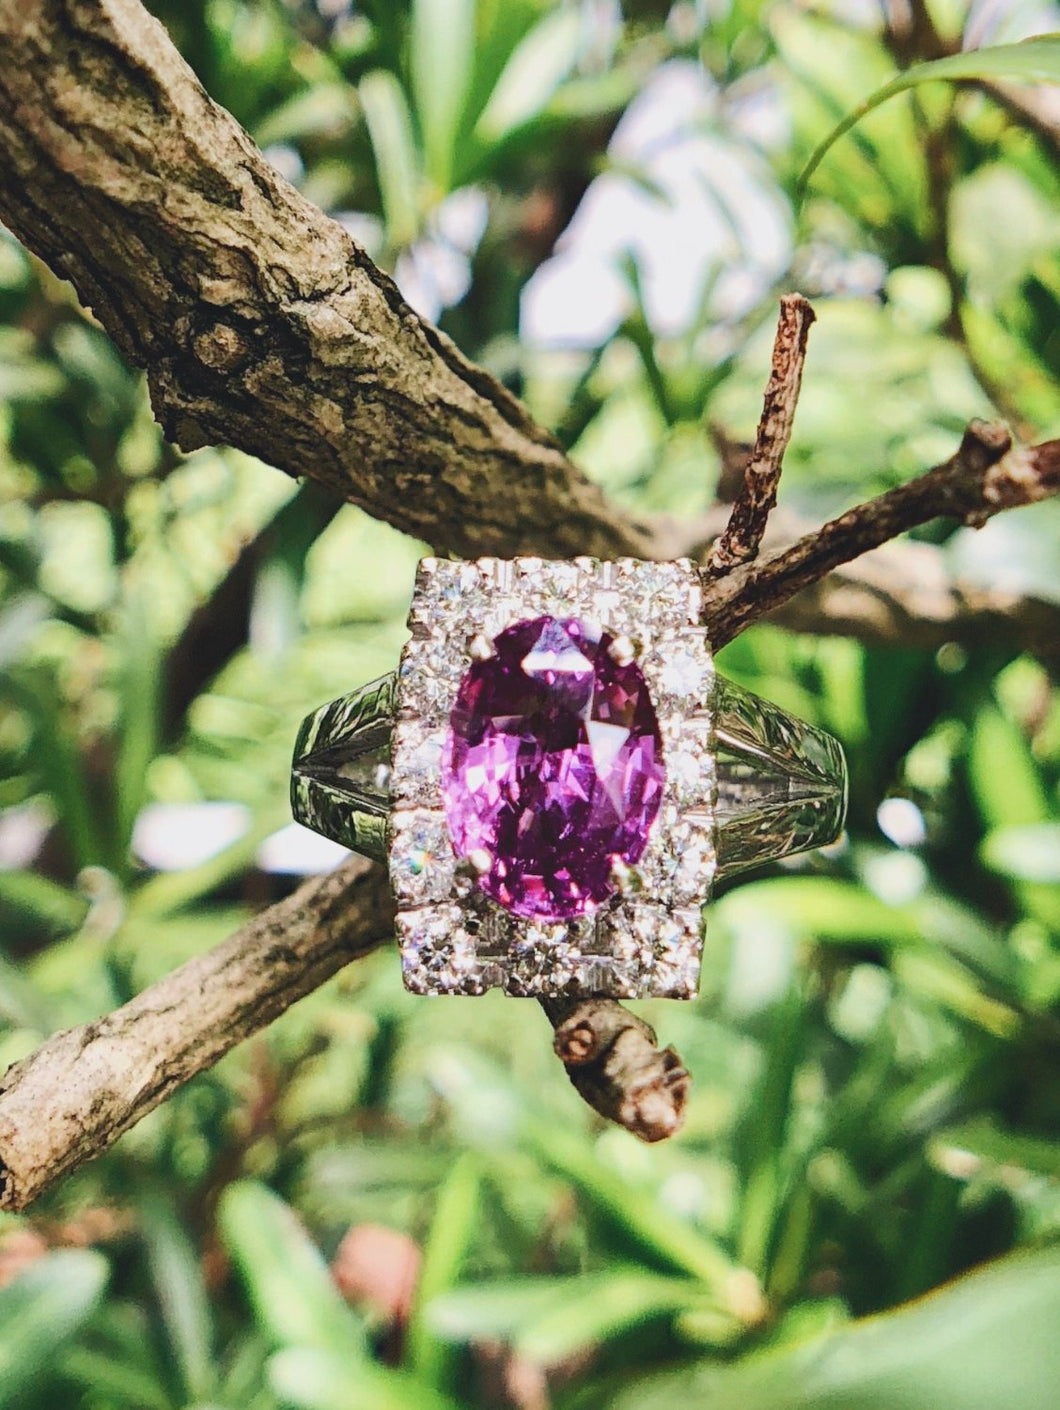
<box><xmin>441</xmin><ymin>616</ymin><xmax>666</xmax><ymax>920</ymax></box>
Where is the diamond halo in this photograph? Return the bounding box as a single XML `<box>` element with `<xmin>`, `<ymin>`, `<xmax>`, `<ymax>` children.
<box><xmin>390</xmin><ymin>557</ymin><xmax>717</xmax><ymax>999</ymax></box>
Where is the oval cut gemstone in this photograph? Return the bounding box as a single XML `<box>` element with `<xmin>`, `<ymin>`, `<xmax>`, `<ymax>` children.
<box><xmin>441</xmin><ymin>615</ymin><xmax>666</xmax><ymax>920</ymax></box>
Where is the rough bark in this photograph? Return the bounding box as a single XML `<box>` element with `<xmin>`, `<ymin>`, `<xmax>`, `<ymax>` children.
<box><xmin>698</xmin><ymin>424</ymin><xmax>1060</xmax><ymax>649</ymax></box>
<box><xmin>707</xmin><ymin>293</ymin><xmax>815</xmax><ymax>574</ymax></box>
<box><xmin>544</xmin><ymin>999</ymin><xmax>690</xmax><ymax>1143</ymax></box>
<box><xmin>4</xmin><ymin>425</ymin><xmax>1053</xmax><ymax>1207</ymax></box>
<box><xmin>732</xmin><ymin>534</ymin><xmax>1060</xmax><ymax>663</ymax></box>
<box><xmin>0</xmin><ymin>0</ymin><xmax>648</xmax><ymax>562</ymax></box>
<box><xmin>0</xmin><ymin>853</ymin><xmax>692</xmax><ymax>1207</ymax></box>
<box><xmin>661</xmin><ymin>504</ymin><xmax>1060</xmax><ymax>662</ymax></box>
<box><xmin>0</xmin><ymin>1</ymin><xmax>1053</xmax><ymax>649</ymax></box>
<box><xmin>0</xmin><ymin>858</ymin><xmax>393</xmax><ymax>1211</ymax></box>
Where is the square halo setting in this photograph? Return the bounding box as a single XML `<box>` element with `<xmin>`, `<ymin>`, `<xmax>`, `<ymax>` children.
<box><xmin>390</xmin><ymin>557</ymin><xmax>717</xmax><ymax>999</ymax></box>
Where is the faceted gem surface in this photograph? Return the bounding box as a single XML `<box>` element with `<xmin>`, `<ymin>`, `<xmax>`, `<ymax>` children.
<box><xmin>441</xmin><ymin>615</ymin><xmax>666</xmax><ymax>920</ymax></box>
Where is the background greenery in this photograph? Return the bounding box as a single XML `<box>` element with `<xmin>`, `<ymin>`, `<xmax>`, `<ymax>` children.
<box><xmin>2</xmin><ymin>1</ymin><xmax>1060</xmax><ymax>1406</ymax></box>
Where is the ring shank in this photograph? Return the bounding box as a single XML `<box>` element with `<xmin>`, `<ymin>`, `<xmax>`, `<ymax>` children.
<box><xmin>291</xmin><ymin>671</ymin><xmax>847</xmax><ymax>881</ymax></box>
<box><xmin>290</xmin><ymin>673</ymin><xmax>394</xmax><ymax>862</ymax></box>
<box><xmin>712</xmin><ymin>676</ymin><xmax>846</xmax><ymax>877</ymax></box>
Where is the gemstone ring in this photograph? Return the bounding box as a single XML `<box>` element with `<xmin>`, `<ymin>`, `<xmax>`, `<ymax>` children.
<box><xmin>291</xmin><ymin>556</ymin><xmax>847</xmax><ymax>999</ymax></box>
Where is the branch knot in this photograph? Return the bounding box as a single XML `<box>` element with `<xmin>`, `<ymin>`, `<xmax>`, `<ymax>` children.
<box><xmin>546</xmin><ymin>1000</ymin><xmax>690</xmax><ymax>1143</ymax></box>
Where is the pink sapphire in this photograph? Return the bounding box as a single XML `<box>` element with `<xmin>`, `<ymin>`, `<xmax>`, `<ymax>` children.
<box><xmin>441</xmin><ymin>615</ymin><xmax>666</xmax><ymax>920</ymax></box>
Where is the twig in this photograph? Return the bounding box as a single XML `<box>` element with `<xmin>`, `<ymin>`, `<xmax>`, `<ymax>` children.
<box><xmin>701</xmin><ymin>423</ymin><xmax>1060</xmax><ymax>648</ymax></box>
<box><xmin>658</xmin><ymin>503</ymin><xmax>1060</xmax><ymax>662</ymax></box>
<box><xmin>0</xmin><ymin>0</ymin><xmax>690</xmax><ymax>1196</ymax></box>
<box><xmin>0</xmin><ymin>858</ymin><xmax>392</xmax><ymax>1211</ymax></box>
<box><xmin>707</xmin><ymin>294</ymin><xmax>815</xmax><ymax>573</ymax></box>
<box><xmin>736</xmin><ymin>531</ymin><xmax>1060</xmax><ymax>662</ymax></box>
<box><xmin>543</xmin><ymin>1000</ymin><xmax>689</xmax><ymax>1142</ymax></box>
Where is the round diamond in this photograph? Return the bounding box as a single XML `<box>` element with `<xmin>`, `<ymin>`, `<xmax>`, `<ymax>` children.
<box><xmin>441</xmin><ymin>615</ymin><xmax>666</xmax><ymax>921</ymax></box>
<box><xmin>390</xmin><ymin>810</ymin><xmax>453</xmax><ymax>904</ymax></box>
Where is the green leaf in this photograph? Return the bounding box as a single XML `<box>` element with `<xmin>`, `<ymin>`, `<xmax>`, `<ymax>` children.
<box><xmin>981</xmin><ymin>822</ymin><xmax>1060</xmax><ymax>884</ymax></box>
<box><xmin>217</xmin><ymin>1332</ymin><xmax>278</xmax><ymax>1408</ymax></box>
<box><xmin>717</xmin><ymin>878</ymin><xmax>922</xmax><ymax>949</ymax></box>
<box><xmin>218</xmin><ymin>1181</ymin><xmax>366</xmax><ymax>1358</ymax></box>
<box><xmin>2</xmin><ymin>672</ymin><xmax>107</xmax><ymax>871</ymax></box>
<box><xmin>140</xmin><ymin>1190</ymin><xmax>217</xmax><ymax>1403</ymax></box>
<box><xmin>59</xmin><ymin>1346</ymin><xmax>172</xmax><ymax>1410</ymax></box>
<box><xmin>509</xmin><ymin>1274</ymin><xmax>703</xmax><ymax>1362</ymax></box>
<box><xmin>0</xmin><ymin>944</ymin><xmax>53</xmax><ymax>1031</ymax></box>
<box><xmin>359</xmin><ymin>70</ymin><xmax>421</xmax><ymax>247</ymax></box>
<box><xmin>969</xmin><ymin>704</ymin><xmax>1060</xmax><ymax>928</ymax></box>
<box><xmin>113</xmin><ymin>592</ymin><xmax>162</xmax><ymax>873</ymax></box>
<box><xmin>411</xmin><ymin>0</ymin><xmax>475</xmax><ymax>191</ymax></box>
<box><xmin>254</xmin><ymin>83</ymin><xmax>357</xmax><ymax>148</ymax></box>
<box><xmin>425</xmin><ymin>1275</ymin><xmax>578</xmax><ymax>1341</ymax></box>
<box><xmin>526</xmin><ymin>1124</ymin><xmax>745</xmax><ymax>1299</ymax></box>
<box><xmin>618</xmin><ymin>1242</ymin><xmax>1060</xmax><ymax>1410</ymax></box>
<box><xmin>0</xmin><ymin>870</ymin><xmax>88</xmax><ymax>940</ymax></box>
<box><xmin>801</xmin><ymin>35</ymin><xmax>1060</xmax><ymax>193</ymax></box>
<box><xmin>427</xmin><ymin>1268</ymin><xmax>702</xmax><ymax>1364</ymax></box>
<box><xmin>475</xmin><ymin>9</ymin><xmax>582</xmax><ymax>144</ymax></box>
<box><xmin>0</xmin><ymin>1250</ymin><xmax>108</xmax><ymax>1407</ymax></box>
<box><xmin>930</xmin><ymin>1114</ymin><xmax>1060</xmax><ymax>1183</ymax></box>
<box><xmin>737</xmin><ymin>986</ymin><xmax>807</xmax><ymax>1277</ymax></box>
<box><xmin>267</xmin><ymin>1346</ymin><xmax>461</xmax><ymax>1410</ymax></box>
<box><xmin>892</xmin><ymin>950</ymin><xmax>1019</xmax><ymax>1039</ymax></box>
<box><xmin>968</xmin><ymin>703</ymin><xmax>1050</xmax><ymax>829</ymax></box>
<box><xmin>406</xmin><ymin>1153</ymin><xmax>481</xmax><ymax>1389</ymax></box>
<box><xmin>719</xmin><ymin>873</ymin><xmax>1023</xmax><ymax>1002</ymax></box>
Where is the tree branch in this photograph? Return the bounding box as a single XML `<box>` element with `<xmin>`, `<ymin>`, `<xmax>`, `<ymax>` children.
<box><xmin>707</xmin><ymin>293</ymin><xmax>815</xmax><ymax>573</ymax></box>
<box><xmin>739</xmin><ymin>535</ymin><xmax>1060</xmax><ymax>663</ymax></box>
<box><xmin>0</xmin><ymin>855</ymin><xmax>691</xmax><ymax>1208</ymax></box>
<box><xmin>656</xmin><ymin>503</ymin><xmax>1060</xmax><ymax>662</ymax></box>
<box><xmin>0</xmin><ymin>858</ymin><xmax>393</xmax><ymax>1211</ymax></box>
<box><xmin>543</xmin><ymin>1000</ymin><xmax>689</xmax><ymax>1143</ymax></box>
<box><xmin>4</xmin><ymin>417</ymin><xmax>1053</xmax><ymax>1209</ymax></box>
<box><xmin>0</xmin><ymin>0</ymin><xmax>648</xmax><ymax>562</ymax></box>
<box><xmin>700</xmin><ymin>423</ymin><xmax>1060</xmax><ymax>648</ymax></box>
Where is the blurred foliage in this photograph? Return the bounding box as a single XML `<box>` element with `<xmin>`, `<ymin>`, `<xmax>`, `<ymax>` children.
<box><xmin>1</xmin><ymin>0</ymin><xmax>1060</xmax><ymax>1407</ymax></box>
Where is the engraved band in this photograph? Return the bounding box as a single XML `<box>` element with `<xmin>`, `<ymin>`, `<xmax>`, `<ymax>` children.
<box><xmin>291</xmin><ymin>670</ymin><xmax>847</xmax><ymax>882</ymax></box>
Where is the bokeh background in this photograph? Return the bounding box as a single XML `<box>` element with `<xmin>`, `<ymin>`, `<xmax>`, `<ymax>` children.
<box><xmin>2</xmin><ymin>1</ymin><xmax>1060</xmax><ymax>1406</ymax></box>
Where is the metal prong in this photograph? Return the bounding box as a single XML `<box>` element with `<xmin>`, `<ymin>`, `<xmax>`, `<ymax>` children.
<box><xmin>466</xmin><ymin>847</ymin><xmax>492</xmax><ymax>875</ymax></box>
<box><xmin>469</xmin><ymin>633</ymin><xmax>495</xmax><ymax>662</ymax></box>
<box><xmin>608</xmin><ymin>635</ymin><xmax>637</xmax><ymax>667</ymax></box>
<box><xmin>609</xmin><ymin>856</ymin><xmax>643</xmax><ymax>894</ymax></box>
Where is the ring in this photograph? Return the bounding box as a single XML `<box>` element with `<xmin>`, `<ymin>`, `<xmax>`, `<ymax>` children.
<box><xmin>291</xmin><ymin>556</ymin><xmax>846</xmax><ymax>1000</ymax></box>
